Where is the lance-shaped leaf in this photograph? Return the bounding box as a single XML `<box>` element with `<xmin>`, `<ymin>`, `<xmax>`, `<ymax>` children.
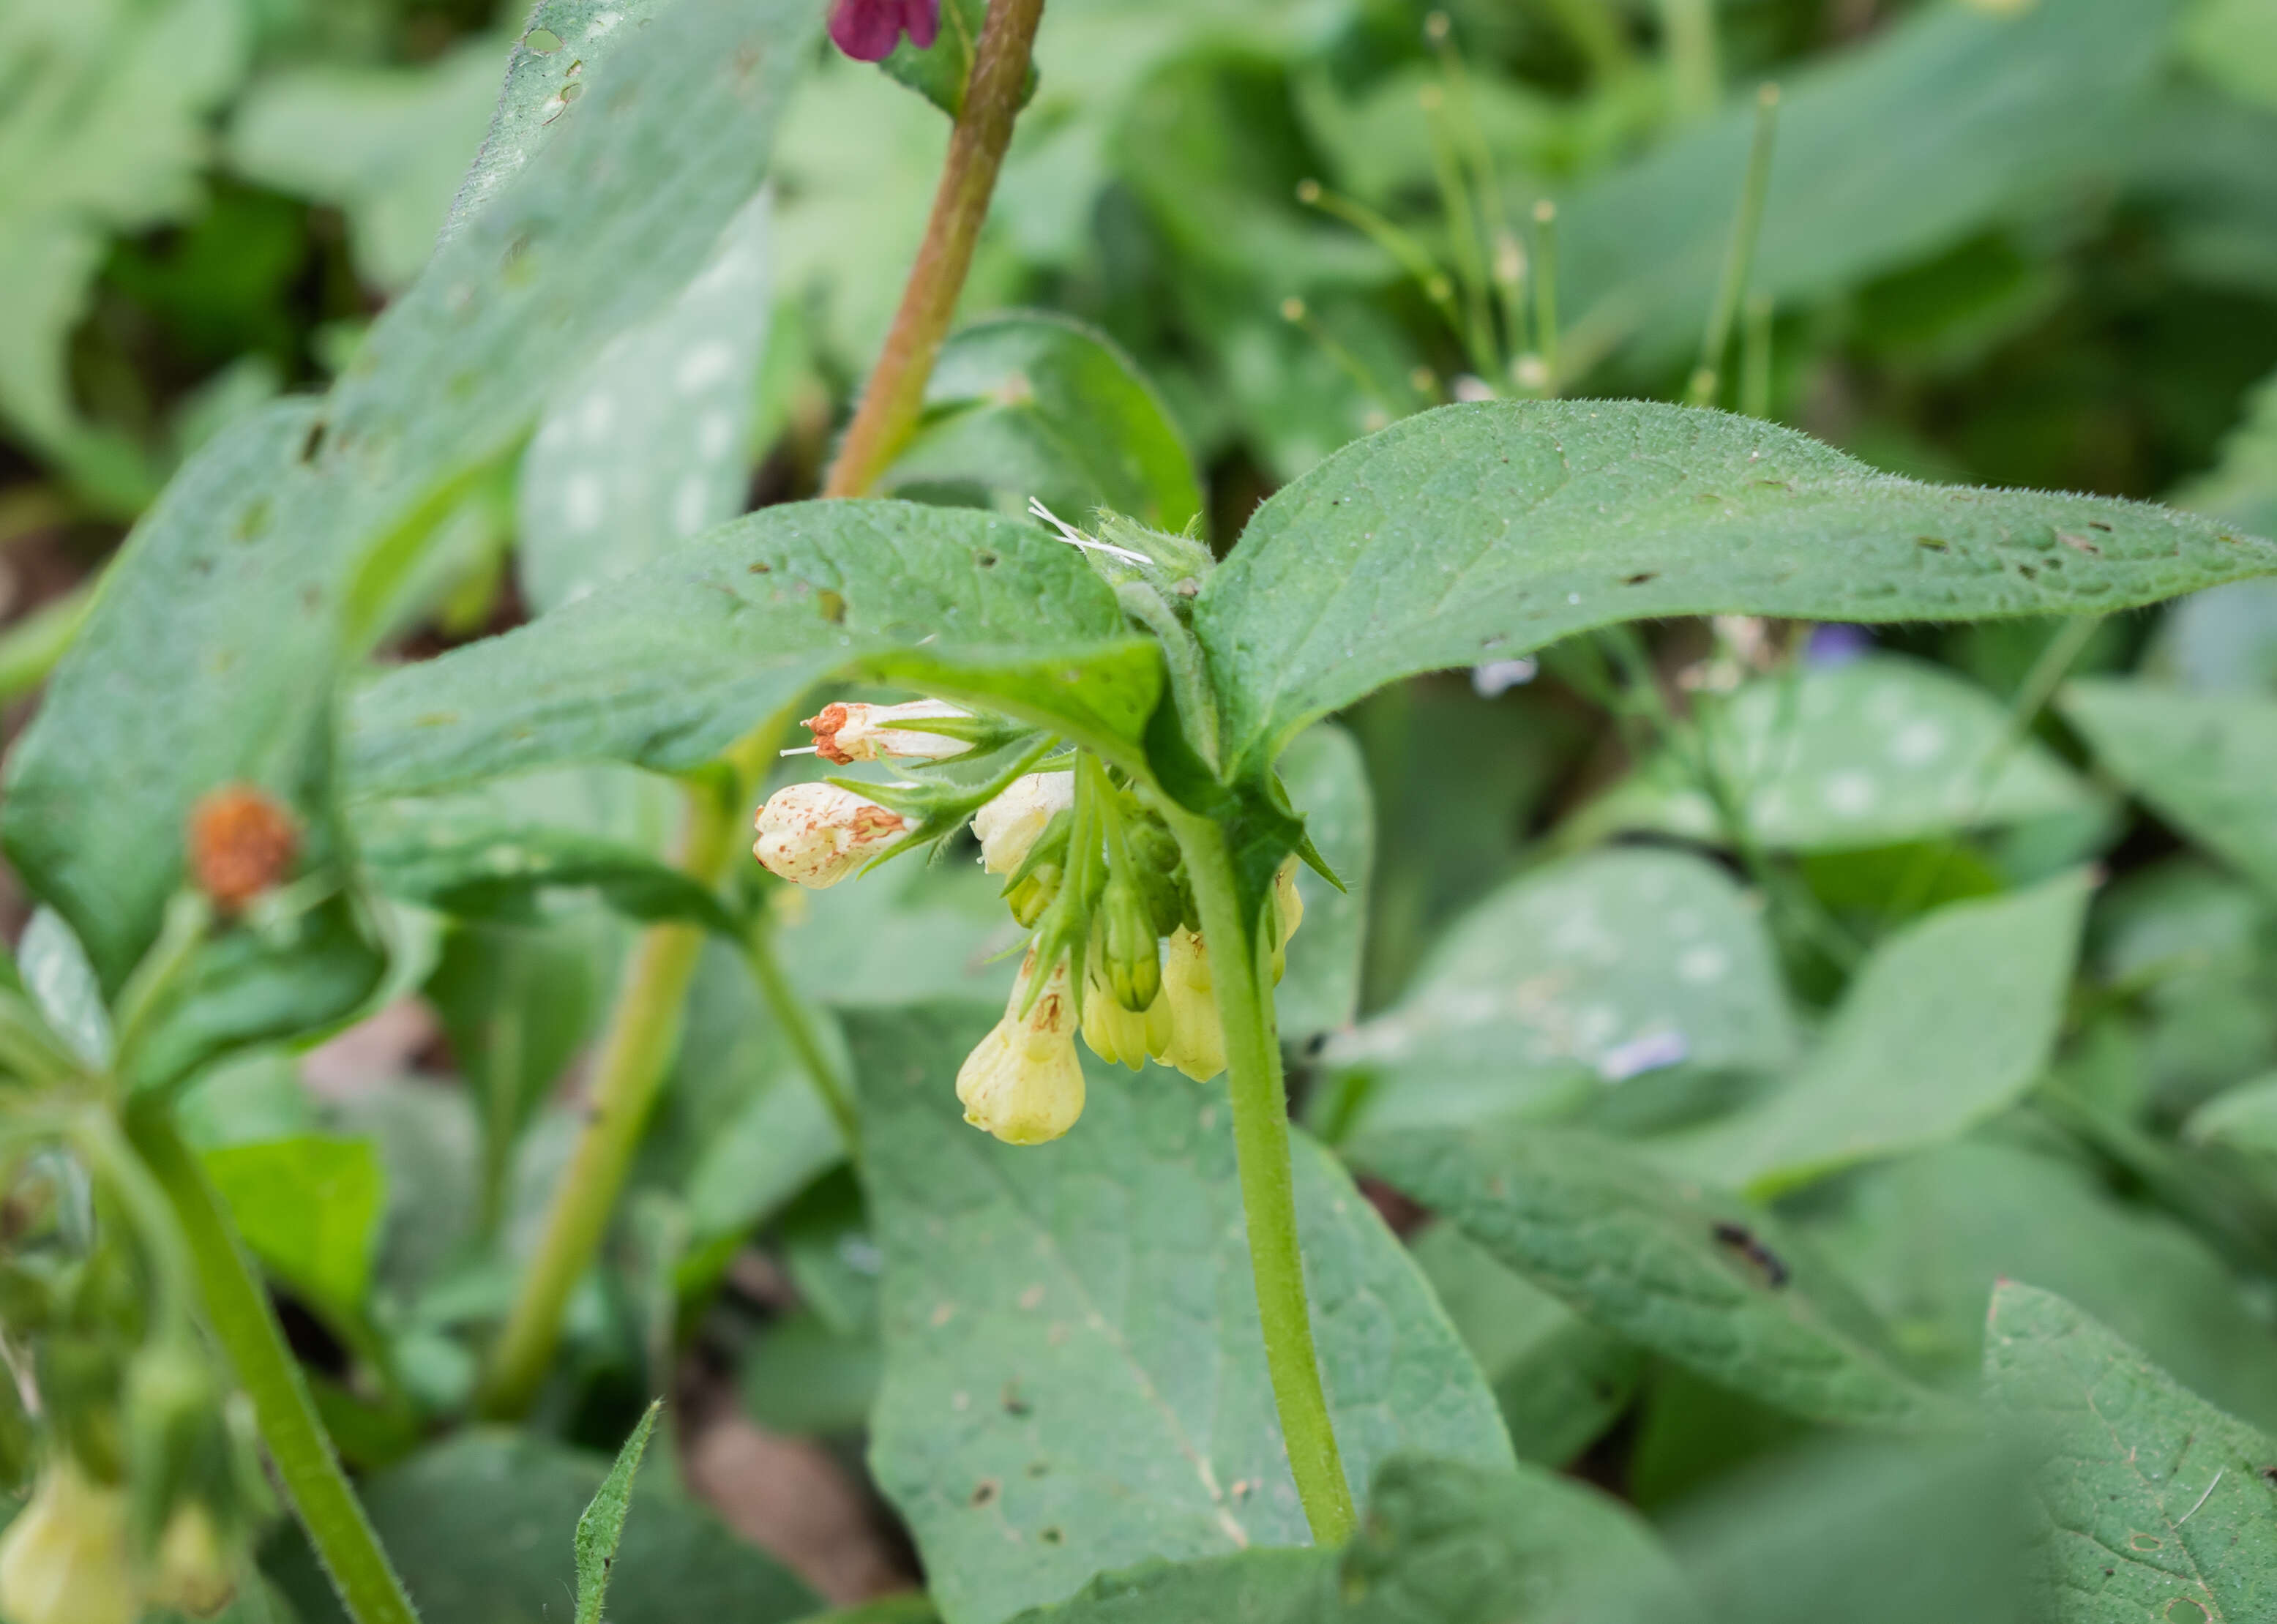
<box><xmin>855</xmin><ymin>1007</ymin><xmax>1512</xmax><ymax>1624</ymax></box>
<box><xmin>1982</xmin><ymin>1281</ymin><xmax>2277</xmax><ymax>1623</ymax></box>
<box><xmin>1192</xmin><ymin>401</ymin><xmax>2277</xmax><ymax>778</ymax></box>
<box><xmin>2</xmin><ymin>0</ymin><xmax>821</xmax><ymax>987</ymax></box>
<box><xmin>1654</xmin><ymin>872</ymin><xmax>2091</xmax><ymax>1197</ymax></box>
<box><xmin>348</xmin><ymin>502</ymin><xmax>1162</xmax><ymax>796</ymax></box>
<box><xmin>1353</xmin><ymin>1122</ymin><xmax>1954</xmax><ymax>1432</ymax></box>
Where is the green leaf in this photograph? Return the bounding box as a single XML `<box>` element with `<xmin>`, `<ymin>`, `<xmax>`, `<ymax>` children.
<box><xmin>575</xmin><ymin>1402</ymin><xmax>661</xmax><ymax>1624</ymax></box>
<box><xmin>1352</xmin><ymin>1122</ymin><xmax>1954</xmax><ymax>1431</ymax></box>
<box><xmin>854</xmin><ymin>1006</ymin><xmax>1514</xmax><ymax>1624</ymax></box>
<box><xmin>346</xmin><ymin>502</ymin><xmax>1162</xmax><ymax>796</ymax></box>
<box><xmin>267</xmin><ymin>1430</ymin><xmax>817</xmax><ymax>1624</ymax></box>
<box><xmin>519</xmin><ymin>191</ymin><xmax>773</xmax><ymax>616</ymax></box>
<box><xmin>2181</xmin><ymin>0</ymin><xmax>2277</xmax><ymax>115</ymax></box>
<box><xmin>1410</xmin><ymin>1224</ymin><xmax>1645</xmax><ymax>1468</ymax></box>
<box><xmin>2186</xmin><ymin>1071</ymin><xmax>2277</xmax><ymax>1159</ymax></box>
<box><xmin>1328</xmin><ymin>847</ymin><xmax>1795</xmax><ymax>1136</ymax></box>
<box><xmin>1271</xmin><ymin>724</ymin><xmax>1372</xmax><ymax>1044</ymax></box>
<box><xmin>356</xmin><ymin>775</ymin><xmax>735</xmax><ymax>933</ymax></box>
<box><xmin>1654</xmin><ymin>872</ymin><xmax>2091</xmax><ymax>1197</ymax></box>
<box><xmin>18</xmin><ymin>908</ymin><xmax>111</xmax><ymax>1069</ymax></box>
<box><xmin>879</xmin><ymin>0</ymin><xmax>987</xmax><ymax>118</ymax></box>
<box><xmin>2061</xmin><ymin>679</ymin><xmax>2277</xmax><ymax>898</ymax></box>
<box><xmin>1557</xmin><ymin>0</ymin><xmax>2173</xmax><ymax>373</ymax></box>
<box><xmin>2</xmin><ymin>0</ymin><xmax>823</xmax><ymax>987</ymax></box>
<box><xmin>741</xmin><ymin>1311</ymin><xmax>882</xmax><ymax>1437</ymax></box>
<box><xmin>0</xmin><ymin>0</ymin><xmax>251</xmax><ymax>471</ymax></box>
<box><xmin>1804</xmin><ymin>1139</ymin><xmax>2277</xmax><ymax>1429</ymax></box>
<box><xmin>1581</xmin><ymin>654</ymin><xmax>2098</xmax><ymax>852</ymax></box>
<box><xmin>1192</xmin><ymin>401</ymin><xmax>2277</xmax><ymax>777</ymax></box>
<box><xmin>225</xmin><ymin>40</ymin><xmax>505</xmax><ymax>292</ymax></box>
<box><xmin>881</xmin><ymin>313</ymin><xmax>1204</xmax><ymax>534</ymax></box>
<box><xmin>201</xmin><ymin>1136</ymin><xmax>384</xmax><ymax>1320</ymax></box>
<box><xmin>1982</xmin><ymin>1281</ymin><xmax>2277</xmax><ymax>1623</ymax></box>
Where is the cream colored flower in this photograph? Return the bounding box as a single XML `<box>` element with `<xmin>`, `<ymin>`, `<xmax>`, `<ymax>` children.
<box><xmin>957</xmin><ymin>953</ymin><xmax>1085</xmax><ymax>1144</ymax></box>
<box><xmin>149</xmin><ymin>1503</ymin><xmax>234</xmax><ymax>1617</ymax></box>
<box><xmin>752</xmin><ymin>783</ymin><xmax>907</xmax><ymax>888</ymax></box>
<box><xmin>1080</xmin><ymin>954</ymin><xmax>1172</xmax><ymax>1071</ymax></box>
<box><xmin>801</xmin><ymin>699</ymin><xmax>971</xmax><ymax>765</ymax></box>
<box><xmin>971</xmin><ymin>771</ymin><xmax>1074</xmax><ymax>875</ymax></box>
<box><xmin>1157</xmin><ymin>927</ymin><xmax>1226</xmax><ymax>1082</ymax></box>
<box><xmin>0</xmin><ymin>1462</ymin><xmax>138</xmax><ymax>1624</ymax></box>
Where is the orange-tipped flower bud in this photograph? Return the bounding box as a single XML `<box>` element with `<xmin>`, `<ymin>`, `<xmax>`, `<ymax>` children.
<box><xmin>752</xmin><ymin>783</ymin><xmax>907</xmax><ymax>889</ymax></box>
<box><xmin>187</xmin><ymin>787</ymin><xmax>297</xmax><ymax>911</ymax></box>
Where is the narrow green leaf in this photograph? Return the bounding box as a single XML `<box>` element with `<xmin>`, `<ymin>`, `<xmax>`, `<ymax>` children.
<box><xmin>1982</xmin><ymin>1281</ymin><xmax>2277</xmax><ymax>1622</ymax></box>
<box><xmin>1328</xmin><ymin>847</ymin><xmax>1795</xmax><ymax>1136</ymax></box>
<box><xmin>201</xmin><ymin>1136</ymin><xmax>385</xmax><ymax>1321</ymax></box>
<box><xmin>1193</xmin><ymin>401</ymin><xmax>2277</xmax><ymax>777</ymax></box>
<box><xmin>2061</xmin><ymin>679</ymin><xmax>2277</xmax><ymax>897</ymax></box>
<box><xmin>1655</xmin><ymin>872</ymin><xmax>2090</xmax><ymax>1197</ymax></box>
<box><xmin>854</xmin><ymin>1007</ymin><xmax>1513</xmax><ymax>1624</ymax></box>
<box><xmin>2186</xmin><ymin>1071</ymin><xmax>2277</xmax><ymax>1159</ymax></box>
<box><xmin>1581</xmin><ymin>654</ymin><xmax>2097</xmax><ymax>852</ymax></box>
<box><xmin>575</xmin><ymin>1401</ymin><xmax>662</xmax><ymax>1624</ymax></box>
<box><xmin>882</xmin><ymin>312</ymin><xmax>1204</xmax><ymax>533</ymax></box>
<box><xmin>1353</xmin><ymin>1122</ymin><xmax>1955</xmax><ymax>1431</ymax></box>
<box><xmin>347</xmin><ymin>502</ymin><xmax>1162</xmax><ymax>796</ymax></box>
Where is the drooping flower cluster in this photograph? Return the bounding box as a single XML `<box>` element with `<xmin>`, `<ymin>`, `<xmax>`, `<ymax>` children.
<box><xmin>826</xmin><ymin>0</ymin><xmax>939</xmax><ymax>62</ymax></box>
<box><xmin>752</xmin><ymin>697</ymin><xmax>1306</xmax><ymax>1145</ymax></box>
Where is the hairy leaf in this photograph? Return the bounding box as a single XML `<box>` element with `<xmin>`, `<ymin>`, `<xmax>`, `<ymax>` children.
<box><xmin>882</xmin><ymin>312</ymin><xmax>1204</xmax><ymax>533</ymax></box>
<box><xmin>1328</xmin><ymin>847</ymin><xmax>1795</xmax><ymax>1136</ymax></box>
<box><xmin>575</xmin><ymin>1402</ymin><xmax>661</xmax><ymax>1624</ymax></box>
<box><xmin>856</xmin><ymin>1007</ymin><xmax>1511</xmax><ymax>1624</ymax></box>
<box><xmin>1193</xmin><ymin>401</ymin><xmax>2277</xmax><ymax>776</ymax></box>
<box><xmin>348</xmin><ymin>502</ymin><xmax>1161</xmax><ymax>795</ymax></box>
<box><xmin>1656</xmin><ymin>872</ymin><xmax>2090</xmax><ymax>1196</ymax></box>
<box><xmin>1353</xmin><ymin>1123</ymin><xmax>1954</xmax><ymax>1431</ymax></box>
<box><xmin>2061</xmin><ymin>679</ymin><xmax>2277</xmax><ymax>898</ymax></box>
<box><xmin>1982</xmin><ymin>1281</ymin><xmax>2277</xmax><ymax>1623</ymax></box>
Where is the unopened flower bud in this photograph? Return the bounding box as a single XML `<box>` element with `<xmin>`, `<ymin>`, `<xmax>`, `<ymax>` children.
<box><xmin>1156</xmin><ymin>927</ymin><xmax>1226</xmax><ymax>1082</ymax></box>
<box><xmin>752</xmin><ymin>784</ymin><xmax>907</xmax><ymax>889</ymax></box>
<box><xmin>1268</xmin><ymin>856</ymin><xmax>1305</xmax><ymax>985</ymax></box>
<box><xmin>972</xmin><ymin>772</ymin><xmax>1074</xmax><ymax>875</ymax></box>
<box><xmin>801</xmin><ymin>699</ymin><xmax>971</xmax><ymax>765</ymax></box>
<box><xmin>957</xmin><ymin>954</ymin><xmax>1085</xmax><ymax>1145</ymax></box>
<box><xmin>0</xmin><ymin>1462</ymin><xmax>137</xmax><ymax>1624</ymax></box>
<box><xmin>1004</xmin><ymin>861</ymin><xmax>1061</xmax><ymax>929</ymax></box>
<box><xmin>1080</xmin><ymin>954</ymin><xmax>1170</xmax><ymax>1071</ymax></box>
<box><xmin>188</xmin><ymin>785</ymin><xmax>297</xmax><ymax>910</ymax></box>
<box><xmin>1099</xmin><ymin>875</ymin><xmax>1161</xmax><ymax>1012</ymax></box>
<box><xmin>149</xmin><ymin>1503</ymin><xmax>233</xmax><ymax>1617</ymax></box>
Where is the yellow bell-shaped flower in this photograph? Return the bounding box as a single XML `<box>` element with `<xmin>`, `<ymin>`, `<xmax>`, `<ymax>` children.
<box><xmin>957</xmin><ymin>953</ymin><xmax>1085</xmax><ymax>1144</ymax></box>
<box><xmin>0</xmin><ymin>1462</ymin><xmax>138</xmax><ymax>1624</ymax></box>
<box><xmin>1156</xmin><ymin>927</ymin><xmax>1227</xmax><ymax>1082</ymax></box>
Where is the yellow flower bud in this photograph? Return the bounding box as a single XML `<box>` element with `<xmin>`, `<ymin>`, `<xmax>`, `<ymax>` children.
<box><xmin>957</xmin><ymin>954</ymin><xmax>1085</xmax><ymax>1144</ymax></box>
<box><xmin>0</xmin><ymin>1462</ymin><xmax>137</xmax><ymax>1624</ymax></box>
<box><xmin>801</xmin><ymin>699</ymin><xmax>971</xmax><ymax>764</ymax></box>
<box><xmin>971</xmin><ymin>772</ymin><xmax>1074</xmax><ymax>875</ymax></box>
<box><xmin>149</xmin><ymin>1503</ymin><xmax>234</xmax><ymax>1617</ymax></box>
<box><xmin>1156</xmin><ymin>927</ymin><xmax>1226</xmax><ymax>1082</ymax></box>
<box><xmin>752</xmin><ymin>783</ymin><xmax>907</xmax><ymax>888</ymax></box>
<box><xmin>1268</xmin><ymin>856</ymin><xmax>1305</xmax><ymax>984</ymax></box>
<box><xmin>1080</xmin><ymin>954</ymin><xmax>1171</xmax><ymax>1071</ymax></box>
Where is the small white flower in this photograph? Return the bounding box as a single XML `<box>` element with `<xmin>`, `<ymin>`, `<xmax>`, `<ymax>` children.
<box><xmin>0</xmin><ymin>1462</ymin><xmax>137</xmax><ymax>1624</ymax></box>
<box><xmin>971</xmin><ymin>771</ymin><xmax>1074</xmax><ymax>875</ymax></box>
<box><xmin>957</xmin><ymin>952</ymin><xmax>1085</xmax><ymax>1144</ymax></box>
<box><xmin>1157</xmin><ymin>927</ymin><xmax>1226</xmax><ymax>1082</ymax></box>
<box><xmin>1080</xmin><ymin>952</ymin><xmax>1172</xmax><ymax>1071</ymax></box>
<box><xmin>801</xmin><ymin>698</ymin><xmax>971</xmax><ymax>765</ymax></box>
<box><xmin>752</xmin><ymin>782</ymin><xmax>907</xmax><ymax>888</ymax></box>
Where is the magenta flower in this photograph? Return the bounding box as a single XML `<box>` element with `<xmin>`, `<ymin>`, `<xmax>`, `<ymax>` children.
<box><xmin>829</xmin><ymin>0</ymin><xmax>940</xmax><ymax>61</ymax></box>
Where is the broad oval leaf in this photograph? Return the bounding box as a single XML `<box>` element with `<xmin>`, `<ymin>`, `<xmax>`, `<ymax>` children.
<box><xmin>855</xmin><ymin>1006</ymin><xmax>1513</xmax><ymax>1624</ymax></box>
<box><xmin>1192</xmin><ymin>401</ymin><xmax>2277</xmax><ymax>777</ymax></box>
<box><xmin>1271</xmin><ymin>723</ymin><xmax>1373</xmax><ymax>1044</ymax></box>
<box><xmin>1328</xmin><ymin>847</ymin><xmax>1795</xmax><ymax>1137</ymax></box>
<box><xmin>1652</xmin><ymin>872</ymin><xmax>2091</xmax><ymax>1197</ymax></box>
<box><xmin>1580</xmin><ymin>653</ymin><xmax>2098</xmax><ymax>853</ymax></box>
<box><xmin>2060</xmin><ymin>678</ymin><xmax>2277</xmax><ymax>898</ymax></box>
<box><xmin>1983</xmin><ymin>1281</ymin><xmax>2277</xmax><ymax>1624</ymax></box>
<box><xmin>347</xmin><ymin>501</ymin><xmax>1162</xmax><ymax>796</ymax></box>
<box><xmin>1353</xmin><ymin>1122</ymin><xmax>1956</xmax><ymax>1432</ymax></box>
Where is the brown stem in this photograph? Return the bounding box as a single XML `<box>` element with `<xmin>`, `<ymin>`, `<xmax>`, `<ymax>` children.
<box><xmin>821</xmin><ymin>0</ymin><xmax>1048</xmax><ymax>497</ymax></box>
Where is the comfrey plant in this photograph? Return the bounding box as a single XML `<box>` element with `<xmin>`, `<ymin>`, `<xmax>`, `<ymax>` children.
<box><xmin>2</xmin><ymin>1</ymin><xmax>2277</xmax><ymax>1623</ymax></box>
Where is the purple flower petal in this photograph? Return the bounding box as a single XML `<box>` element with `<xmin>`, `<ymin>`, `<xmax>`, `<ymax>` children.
<box><xmin>900</xmin><ymin>0</ymin><xmax>941</xmax><ymax>50</ymax></box>
<box><xmin>829</xmin><ymin>0</ymin><xmax>902</xmax><ymax>61</ymax></box>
